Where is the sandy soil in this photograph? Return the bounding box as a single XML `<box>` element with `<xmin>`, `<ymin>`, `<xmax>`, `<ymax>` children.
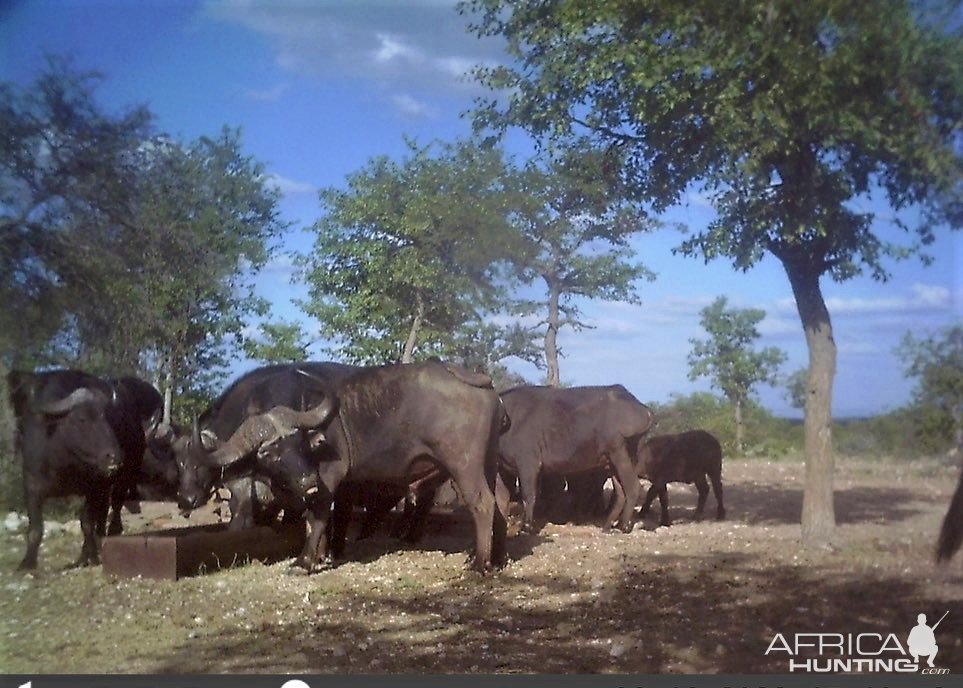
<box><xmin>1</xmin><ymin>455</ymin><xmax>961</xmax><ymax>674</ymax></box>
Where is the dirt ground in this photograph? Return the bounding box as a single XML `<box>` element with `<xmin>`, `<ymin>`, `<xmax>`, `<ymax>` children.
<box><xmin>1</xmin><ymin>455</ymin><xmax>962</xmax><ymax>675</ymax></box>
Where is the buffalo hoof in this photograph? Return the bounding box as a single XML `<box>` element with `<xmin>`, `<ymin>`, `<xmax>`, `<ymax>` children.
<box><xmin>290</xmin><ymin>554</ymin><xmax>335</xmax><ymax>575</ymax></box>
<box><xmin>617</xmin><ymin>521</ymin><xmax>634</xmax><ymax>534</ymax></box>
<box><xmin>67</xmin><ymin>557</ymin><xmax>98</xmax><ymax>569</ymax></box>
<box><xmin>716</xmin><ymin>510</ymin><xmax>726</xmax><ymax>520</ymax></box>
<box><xmin>659</xmin><ymin>520</ymin><xmax>672</xmax><ymax>528</ymax></box>
<box><xmin>465</xmin><ymin>559</ymin><xmax>496</xmax><ymax>576</ymax></box>
<box><xmin>16</xmin><ymin>559</ymin><xmax>38</xmax><ymax>572</ymax></box>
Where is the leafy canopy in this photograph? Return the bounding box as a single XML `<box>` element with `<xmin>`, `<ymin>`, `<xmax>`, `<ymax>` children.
<box><xmin>688</xmin><ymin>296</ymin><xmax>786</xmax><ymax>404</ymax></box>
<box><xmin>896</xmin><ymin>325</ymin><xmax>963</xmax><ymax>450</ymax></box>
<box><xmin>0</xmin><ymin>56</ymin><xmax>152</xmax><ymax>368</ymax></box>
<box><xmin>463</xmin><ymin>0</ymin><xmax>962</xmax><ymax>279</ymax></box>
<box><xmin>300</xmin><ymin>139</ymin><xmax>520</xmax><ymax>364</ymax></box>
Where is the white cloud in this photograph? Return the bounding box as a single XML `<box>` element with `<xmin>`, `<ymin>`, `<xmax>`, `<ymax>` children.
<box><xmin>245</xmin><ymin>83</ymin><xmax>288</xmax><ymax>102</ymax></box>
<box><xmin>203</xmin><ymin>0</ymin><xmax>506</xmax><ymax>98</ymax></box>
<box><xmin>264</xmin><ymin>253</ymin><xmax>296</xmax><ymax>270</ymax></box>
<box><xmin>373</xmin><ymin>33</ymin><xmax>419</xmax><ymax>64</ymax></box>
<box><xmin>391</xmin><ymin>93</ymin><xmax>437</xmax><ymax>119</ymax></box>
<box><xmin>773</xmin><ymin>282</ymin><xmax>953</xmax><ymax>317</ymax></box>
<box><xmin>265</xmin><ymin>172</ymin><xmax>316</xmax><ymax>197</ymax></box>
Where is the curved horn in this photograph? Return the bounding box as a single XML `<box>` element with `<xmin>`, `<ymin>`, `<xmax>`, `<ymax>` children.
<box><xmin>205</xmin><ymin>443</ymin><xmax>246</xmax><ymax>468</ymax></box>
<box><xmin>38</xmin><ymin>388</ymin><xmax>97</xmax><ymax>416</ymax></box>
<box><xmin>283</xmin><ymin>396</ymin><xmax>337</xmax><ymax>429</ymax></box>
<box><xmin>205</xmin><ymin>415</ymin><xmax>272</xmax><ymax>468</ymax></box>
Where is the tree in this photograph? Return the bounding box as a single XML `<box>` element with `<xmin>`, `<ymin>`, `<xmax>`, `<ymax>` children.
<box><xmin>0</xmin><ymin>56</ymin><xmax>152</xmax><ymax>370</ymax></box>
<box><xmin>300</xmin><ymin>139</ymin><xmax>519</xmax><ymax>364</ymax></box>
<box><xmin>688</xmin><ymin>296</ymin><xmax>786</xmax><ymax>454</ymax></box>
<box><xmin>785</xmin><ymin>368</ymin><xmax>809</xmax><ymax>412</ymax></box>
<box><xmin>128</xmin><ymin>130</ymin><xmax>286</xmax><ymax>422</ymax></box>
<box><xmin>445</xmin><ymin>319</ymin><xmax>543</xmax><ymax>391</ymax></box>
<box><xmin>506</xmin><ymin>141</ymin><xmax>654</xmax><ymax>386</ymax></box>
<box><xmin>0</xmin><ymin>60</ymin><xmax>286</xmax><ymax>425</ymax></box>
<box><xmin>463</xmin><ymin>0</ymin><xmax>962</xmax><ymax>542</ymax></box>
<box><xmin>897</xmin><ymin>325</ymin><xmax>963</xmax><ymax>453</ymax></box>
<box><xmin>243</xmin><ymin>319</ymin><xmax>312</xmax><ymax>364</ymax></box>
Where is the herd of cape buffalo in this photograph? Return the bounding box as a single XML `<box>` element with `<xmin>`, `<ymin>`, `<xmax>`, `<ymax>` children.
<box><xmin>6</xmin><ymin>361</ymin><xmax>962</xmax><ymax>575</ymax></box>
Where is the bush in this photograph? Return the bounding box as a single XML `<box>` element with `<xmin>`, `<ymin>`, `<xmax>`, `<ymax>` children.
<box><xmin>648</xmin><ymin>392</ymin><xmax>801</xmax><ymax>458</ymax></box>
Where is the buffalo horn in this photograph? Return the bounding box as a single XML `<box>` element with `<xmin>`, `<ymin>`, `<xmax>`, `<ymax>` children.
<box><xmin>206</xmin><ymin>443</ymin><xmax>246</xmax><ymax>468</ymax></box>
<box><xmin>285</xmin><ymin>397</ymin><xmax>337</xmax><ymax>429</ymax></box>
<box><xmin>205</xmin><ymin>417</ymin><xmax>269</xmax><ymax>468</ymax></box>
<box><xmin>38</xmin><ymin>388</ymin><xmax>97</xmax><ymax>416</ymax></box>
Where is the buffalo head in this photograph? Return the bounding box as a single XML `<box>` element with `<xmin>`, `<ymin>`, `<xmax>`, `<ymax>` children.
<box><xmin>36</xmin><ymin>388</ymin><xmax>122</xmax><ymax>478</ymax></box>
<box><xmin>172</xmin><ymin>416</ymin><xmax>222</xmax><ymax>512</ymax></box>
<box><xmin>174</xmin><ymin>398</ymin><xmax>336</xmax><ymax>511</ymax></box>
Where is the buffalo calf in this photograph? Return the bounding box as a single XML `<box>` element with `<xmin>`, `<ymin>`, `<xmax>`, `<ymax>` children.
<box><xmin>636</xmin><ymin>429</ymin><xmax>725</xmax><ymax>526</ymax></box>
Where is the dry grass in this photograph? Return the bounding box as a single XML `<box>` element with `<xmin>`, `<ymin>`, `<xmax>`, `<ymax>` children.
<box><xmin>1</xmin><ymin>456</ymin><xmax>961</xmax><ymax>674</ymax></box>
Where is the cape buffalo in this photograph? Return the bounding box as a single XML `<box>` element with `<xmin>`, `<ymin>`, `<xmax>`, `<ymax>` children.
<box><xmin>498</xmin><ymin>385</ymin><xmax>655</xmax><ymax>533</ymax></box>
<box><xmin>205</xmin><ymin>361</ymin><xmax>508</xmax><ymax>573</ymax></box>
<box><xmin>636</xmin><ymin>429</ymin><xmax>725</xmax><ymax>526</ymax></box>
<box><xmin>172</xmin><ymin>362</ymin><xmax>357</xmax><ymax>528</ymax></box>
<box><xmin>8</xmin><ymin>369</ymin><xmax>161</xmax><ymax>569</ymax></box>
<box><xmin>937</xmin><ymin>463</ymin><xmax>963</xmax><ymax>564</ymax></box>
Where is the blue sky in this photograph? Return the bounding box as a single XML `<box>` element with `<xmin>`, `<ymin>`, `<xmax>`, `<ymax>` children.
<box><xmin>2</xmin><ymin>0</ymin><xmax>960</xmax><ymax>418</ymax></box>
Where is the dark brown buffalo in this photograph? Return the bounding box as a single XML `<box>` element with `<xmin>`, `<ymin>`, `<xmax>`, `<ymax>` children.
<box><xmin>172</xmin><ymin>362</ymin><xmax>358</xmax><ymax>528</ymax></box>
<box><xmin>636</xmin><ymin>429</ymin><xmax>725</xmax><ymax>526</ymax></box>
<box><xmin>498</xmin><ymin>385</ymin><xmax>655</xmax><ymax>533</ymax></box>
<box><xmin>937</xmin><ymin>463</ymin><xmax>963</xmax><ymax>564</ymax></box>
<box><xmin>8</xmin><ymin>369</ymin><xmax>161</xmax><ymax>569</ymax></box>
<box><xmin>206</xmin><ymin>361</ymin><xmax>508</xmax><ymax>573</ymax></box>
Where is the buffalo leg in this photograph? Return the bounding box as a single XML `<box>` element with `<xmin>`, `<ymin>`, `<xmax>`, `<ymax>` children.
<box><xmin>297</xmin><ymin>465</ymin><xmax>348</xmax><ymax>571</ymax></box>
<box><xmin>362</xmin><ymin>489</ymin><xmax>401</xmax><ymax>540</ymax></box>
<box><xmin>694</xmin><ymin>475</ymin><xmax>710</xmax><ymax>519</ymax></box>
<box><xmin>450</xmin><ymin>467</ymin><xmax>496</xmax><ymax>573</ymax></box>
<box><xmin>76</xmin><ymin>492</ymin><xmax>108</xmax><ymax>566</ymax></box>
<box><xmin>605</xmin><ymin>476</ymin><xmax>626</xmax><ymax>530</ymax></box>
<box><xmin>709</xmin><ymin>469</ymin><xmax>725</xmax><ymax>519</ymax></box>
<box><xmin>515</xmin><ymin>459</ymin><xmax>541</xmax><ymax>534</ymax></box>
<box><xmin>657</xmin><ymin>484</ymin><xmax>671</xmax><ymax>526</ymax></box>
<box><xmin>296</xmin><ymin>489</ymin><xmax>334</xmax><ymax>572</ymax></box>
<box><xmin>491</xmin><ymin>470</ymin><xmax>508</xmax><ymax>568</ymax></box>
<box><xmin>640</xmin><ymin>483</ymin><xmax>660</xmax><ymax>519</ymax></box>
<box><xmin>328</xmin><ymin>484</ymin><xmax>355</xmax><ymax>559</ymax></box>
<box><xmin>400</xmin><ymin>485</ymin><xmax>437</xmax><ymax>544</ymax></box>
<box><xmin>18</xmin><ymin>491</ymin><xmax>44</xmax><ymax>571</ymax></box>
<box><xmin>609</xmin><ymin>444</ymin><xmax>641</xmax><ymax>532</ymax></box>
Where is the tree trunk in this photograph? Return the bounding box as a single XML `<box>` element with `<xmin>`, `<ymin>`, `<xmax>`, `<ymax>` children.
<box><xmin>401</xmin><ymin>293</ymin><xmax>425</xmax><ymax>364</ymax></box>
<box><xmin>544</xmin><ymin>279</ymin><xmax>561</xmax><ymax>387</ymax></box>
<box><xmin>734</xmin><ymin>397</ymin><xmax>744</xmax><ymax>456</ymax></box>
<box><xmin>783</xmin><ymin>261</ymin><xmax>837</xmax><ymax>544</ymax></box>
<box><xmin>163</xmin><ymin>366</ymin><xmax>174</xmax><ymax>427</ymax></box>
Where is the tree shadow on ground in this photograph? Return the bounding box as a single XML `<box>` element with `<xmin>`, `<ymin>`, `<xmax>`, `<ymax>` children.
<box><xmin>710</xmin><ymin>482</ymin><xmax>924</xmax><ymax>527</ymax></box>
<box><xmin>144</xmin><ymin>546</ymin><xmax>963</xmax><ymax>674</ymax></box>
<box><xmin>329</xmin><ymin>509</ymin><xmax>549</xmax><ymax>569</ymax></box>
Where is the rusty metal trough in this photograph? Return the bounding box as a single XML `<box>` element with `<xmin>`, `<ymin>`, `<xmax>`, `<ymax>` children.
<box><xmin>101</xmin><ymin>522</ymin><xmax>305</xmax><ymax>580</ymax></box>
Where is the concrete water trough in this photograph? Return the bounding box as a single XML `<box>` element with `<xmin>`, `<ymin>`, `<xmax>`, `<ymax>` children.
<box><xmin>101</xmin><ymin>522</ymin><xmax>306</xmax><ymax>580</ymax></box>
